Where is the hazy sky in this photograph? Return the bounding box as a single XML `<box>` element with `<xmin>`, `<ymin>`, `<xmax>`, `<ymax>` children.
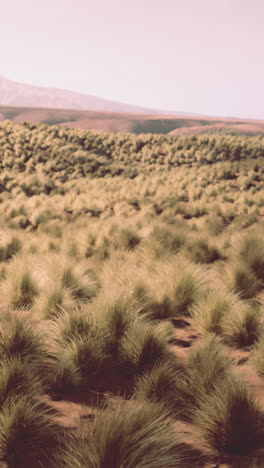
<box><xmin>1</xmin><ymin>0</ymin><xmax>264</xmax><ymax>118</ymax></box>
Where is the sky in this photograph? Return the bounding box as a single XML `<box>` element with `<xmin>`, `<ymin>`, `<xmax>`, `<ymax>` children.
<box><xmin>1</xmin><ymin>0</ymin><xmax>264</xmax><ymax>118</ymax></box>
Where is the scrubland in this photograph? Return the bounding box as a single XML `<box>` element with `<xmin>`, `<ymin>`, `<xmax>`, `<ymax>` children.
<box><xmin>0</xmin><ymin>121</ymin><xmax>264</xmax><ymax>466</ymax></box>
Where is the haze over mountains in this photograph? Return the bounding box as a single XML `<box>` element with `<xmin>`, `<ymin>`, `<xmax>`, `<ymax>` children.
<box><xmin>1</xmin><ymin>76</ymin><xmax>264</xmax><ymax>135</ymax></box>
<box><xmin>0</xmin><ymin>76</ymin><xmax>155</xmax><ymax>114</ymax></box>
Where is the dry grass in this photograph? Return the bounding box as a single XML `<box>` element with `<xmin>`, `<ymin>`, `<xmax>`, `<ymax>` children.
<box><xmin>0</xmin><ymin>121</ymin><xmax>263</xmax><ymax>465</ymax></box>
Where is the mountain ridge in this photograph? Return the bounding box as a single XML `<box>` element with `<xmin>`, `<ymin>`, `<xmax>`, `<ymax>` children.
<box><xmin>0</xmin><ymin>75</ymin><xmax>157</xmax><ymax>114</ymax></box>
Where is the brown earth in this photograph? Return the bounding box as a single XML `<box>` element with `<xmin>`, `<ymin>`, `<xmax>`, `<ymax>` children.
<box><xmin>1</xmin><ymin>104</ymin><xmax>264</xmax><ymax>135</ymax></box>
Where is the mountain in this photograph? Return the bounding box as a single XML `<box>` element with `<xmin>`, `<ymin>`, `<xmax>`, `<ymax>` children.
<box><xmin>1</xmin><ymin>76</ymin><xmax>264</xmax><ymax>135</ymax></box>
<box><xmin>0</xmin><ymin>76</ymin><xmax>156</xmax><ymax>114</ymax></box>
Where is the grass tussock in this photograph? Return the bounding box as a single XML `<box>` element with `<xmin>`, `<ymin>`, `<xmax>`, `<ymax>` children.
<box><xmin>0</xmin><ymin>236</ymin><xmax>22</xmax><ymax>262</ymax></box>
<box><xmin>0</xmin><ymin>396</ymin><xmax>60</xmax><ymax>466</ymax></box>
<box><xmin>57</xmin><ymin>401</ymin><xmax>198</xmax><ymax>468</ymax></box>
<box><xmin>193</xmin><ymin>377</ymin><xmax>264</xmax><ymax>459</ymax></box>
<box><xmin>120</xmin><ymin>320</ymin><xmax>179</xmax><ymax>378</ymax></box>
<box><xmin>33</xmin><ymin>285</ymin><xmax>74</xmax><ymax>319</ymax></box>
<box><xmin>186</xmin><ymin>235</ymin><xmax>226</xmax><ymax>264</ymax></box>
<box><xmin>134</xmin><ymin>362</ymin><xmax>191</xmax><ymax>417</ymax></box>
<box><xmin>224</xmin><ymin>260</ymin><xmax>261</xmax><ymax>300</ymax></box>
<box><xmin>180</xmin><ymin>335</ymin><xmax>233</xmax><ymax>412</ymax></box>
<box><xmin>148</xmin><ymin>258</ymin><xmax>209</xmax><ymax>319</ymax></box>
<box><xmin>0</xmin><ymin>357</ymin><xmax>43</xmax><ymax>406</ymax></box>
<box><xmin>0</xmin><ymin>256</ymin><xmax>40</xmax><ymax>309</ymax></box>
<box><xmin>233</xmin><ymin>233</ymin><xmax>264</xmax><ymax>283</ymax></box>
<box><xmin>0</xmin><ymin>313</ymin><xmax>47</xmax><ymax>364</ymax></box>
<box><xmin>222</xmin><ymin>302</ymin><xmax>263</xmax><ymax>349</ymax></box>
<box><xmin>192</xmin><ymin>289</ymin><xmax>239</xmax><ymax>335</ymax></box>
<box><xmin>251</xmin><ymin>336</ymin><xmax>264</xmax><ymax>377</ymax></box>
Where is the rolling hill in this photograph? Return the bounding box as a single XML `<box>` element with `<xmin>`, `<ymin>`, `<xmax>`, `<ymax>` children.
<box><xmin>1</xmin><ymin>104</ymin><xmax>264</xmax><ymax>135</ymax></box>
<box><xmin>1</xmin><ymin>76</ymin><xmax>264</xmax><ymax>135</ymax></box>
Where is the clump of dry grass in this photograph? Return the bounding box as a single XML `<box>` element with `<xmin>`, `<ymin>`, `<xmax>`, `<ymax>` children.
<box><xmin>251</xmin><ymin>336</ymin><xmax>264</xmax><ymax>377</ymax></box>
<box><xmin>223</xmin><ymin>260</ymin><xmax>261</xmax><ymax>300</ymax></box>
<box><xmin>0</xmin><ymin>260</ymin><xmax>39</xmax><ymax>309</ymax></box>
<box><xmin>134</xmin><ymin>362</ymin><xmax>191</xmax><ymax>417</ymax></box>
<box><xmin>144</xmin><ymin>223</ymin><xmax>187</xmax><ymax>257</ymax></box>
<box><xmin>192</xmin><ymin>289</ymin><xmax>239</xmax><ymax>335</ymax></box>
<box><xmin>179</xmin><ymin>335</ymin><xmax>233</xmax><ymax>414</ymax></box>
<box><xmin>0</xmin><ymin>396</ymin><xmax>61</xmax><ymax>467</ymax></box>
<box><xmin>120</xmin><ymin>320</ymin><xmax>180</xmax><ymax>379</ymax></box>
<box><xmin>185</xmin><ymin>235</ymin><xmax>225</xmax><ymax>264</ymax></box>
<box><xmin>0</xmin><ymin>313</ymin><xmax>47</xmax><ymax>365</ymax></box>
<box><xmin>57</xmin><ymin>401</ymin><xmax>199</xmax><ymax>468</ymax></box>
<box><xmin>222</xmin><ymin>302</ymin><xmax>263</xmax><ymax>349</ymax></box>
<box><xmin>33</xmin><ymin>285</ymin><xmax>74</xmax><ymax>319</ymax></box>
<box><xmin>193</xmin><ymin>377</ymin><xmax>264</xmax><ymax>460</ymax></box>
<box><xmin>0</xmin><ymin>357</ymin><xmax>43</xmax><ymax>406</ymax></box>
<box><xmin>0</xmin><ymin>236</ymin><xmax>22</xmax><ymax>262</ymax></box>
<box><xmin>233</xmin><ymin>233</ymin><xmax>264</xmax><ymax>283</ymax></box>
<box><xmin>148</xmin><ymin>258</ymin><xmax>208</xmax><ymax>318</ymax></box>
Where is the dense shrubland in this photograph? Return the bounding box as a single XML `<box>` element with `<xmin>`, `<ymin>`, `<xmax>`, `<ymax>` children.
<box><xmin>0</xmin><ymin>121</ymin><xmax>264</xmax><ymax>466</ymax></box>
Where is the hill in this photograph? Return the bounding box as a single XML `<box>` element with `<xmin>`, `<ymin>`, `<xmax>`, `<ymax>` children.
<box><xmin>1</xmin><ymin>103</ymin><xmax>264</xmax><ymax>135</ymax></box>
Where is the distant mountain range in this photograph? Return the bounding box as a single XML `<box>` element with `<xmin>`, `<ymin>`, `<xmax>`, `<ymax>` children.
<box><xmin>0</xmin><ymin>76</ymin><xmax>158</xmax><ymax>114</ymax></box>
<box><xmin>1</xmin><ymin>76</ymin><xmax>264</xmax><ymax>135</ymax></box>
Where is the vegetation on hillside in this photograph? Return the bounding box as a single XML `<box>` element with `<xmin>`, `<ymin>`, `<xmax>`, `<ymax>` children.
<box><xmin>0</xmin><ymin>121</ymin><xmax>264</xmax><ymax>466</ymax></box>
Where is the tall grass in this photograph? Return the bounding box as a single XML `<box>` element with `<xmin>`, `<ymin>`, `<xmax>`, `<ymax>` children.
<box><xmin>222</xmin><ymin>302</ymin><xmax>263</xmax><ymax>349</ymax></box>
<box><xmin>193</xmin><ymin>377</ymin><xmax>264</xmax><ymax>459</ymax></box>
<box><xmin>192</xmin><ymin>289</ymin><xmax>239</xmax><ymax>335</ymax></box>
<box><xmin>0</xmin><ymin>313</ymin><xmax>47</xmax><ymax>365</ymax></box>
<box><xmin>57</xmin><ymin>401</ymin><xmax>200</xmax><ymax>468</ymax></box>
<box><xmin>0</xmin><ymin>396</ymin><xmax>60</xmax><ymax>466</ymax></box>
